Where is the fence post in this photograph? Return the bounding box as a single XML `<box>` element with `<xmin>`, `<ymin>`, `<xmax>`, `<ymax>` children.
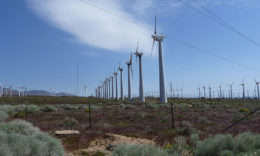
<box><xmin>89</xmin><ymin>103</ymin><xmax>91</xmax><ymax>130</ymax></box>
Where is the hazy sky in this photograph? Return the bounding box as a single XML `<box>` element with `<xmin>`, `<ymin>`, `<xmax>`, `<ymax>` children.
<box><xmin>1</xmin><ymin>0</ymin><xmax>260</xmax><ymax>96</ymax></box>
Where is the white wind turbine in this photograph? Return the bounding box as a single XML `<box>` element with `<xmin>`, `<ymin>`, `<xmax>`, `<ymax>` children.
<box><xmin>151</xmin><ymin>16</ymin><xmax>167</xmax><ymax>103</ymax></box>
<box><xmin>126</xmin><ymin>53</ymin><xmax>133</xmax><ymax>101</ymax></box>
<box><xmin>0</xmin><ymin>84</ymin><xmax>2</xmax><ymax>97</ymax></box>
<box><xmin>254</xmin><ymin>79</ymin><xmax>259</xmax><ymax>100</ymax></box>
<box><xmin>84</xmin><ymin>85</ymin><xmax>88</xmax><ymax>97</ymax></box>
<box><xmin>226</xmin><ymin>82</ymin><xmax>234</xmax><ymax>99</ymax></box>
<box><xmin>240</xmin><ymin>80</ymin><xmax>245</xmax><ymax>99</ymax></box>
<box><xmin>134</xmin><ymin>42</ymin><xmax>145</xmax><ymax>102</ymax></box>
<box><xmin>118</xmin><ymin>64</ymin><xmax>124</xmax><ymax>100</ymax></box>
<box><xmin>208</xmin><ymin>85</ymin><xmax>212</xmax><ymax>99</ymax></box>
<box><xmin>111</xmin><ymin>75</ymin><xmax>114</xmax><ymax>99</ymax></box>
<box><xmin>114</xmin><ymin>70</ymin><xmax>119</xmax><ymax>99</ymax></box>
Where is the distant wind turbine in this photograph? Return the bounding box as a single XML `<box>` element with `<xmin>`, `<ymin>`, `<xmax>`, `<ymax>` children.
<box><xmin>111</xmin><ymin>75</ymin><xmax>114</xmax><ymax>99</ymax></box>
<box><xmin>209</xmin><ymin>85</ymin><xmax>212</xmax><ymax>99</ymax></box>
<box><xmin>254</xmin><ymin>79</ymin><xmax>259</xmax><ymax>100</ymax></box>
<box><xmin>84</xmin><ymin>85</ymin><xmax>87</xmax><ymax>97</ymax></box>
<box><xmin>134</xmin><ymin>42</ymin><xmax>145</xmax><ymax>102</ymax></box>
<box><xmin>119</xmin><ymin>64</ymin><xmax>124</xmax><ymax>100</ymax></box>
<box><xmin>114</xmin><ymin>70</ymin><xmax>119</xmax><ymax>99</ymax></box>
<box><xmin>203</xmin><ymin>86</ymin><xmax>206</xmax><ymax>98</ymax></box>
<box><xmin>240</xmin><ymin>80</ymin><xmax>245</xmax><ymax>99</ymax></box>
<box><xmin>226</xmin><ymin>82</ymin><xmax>234</xmax><ymax>99</ymax></box>
<box><xmin>198</xmin><ymin>87</ymin><xmax>201</xmax><ymax>98</ymax></box>
<box><xmin>151</xmin><ymin>16</ymin><xmax>167</xmax><ymax>103</ymax></box>
<box><xmin>126</xmin><ymin>53</ymin><xmax>133</xmax><ymax>101</ymax></box>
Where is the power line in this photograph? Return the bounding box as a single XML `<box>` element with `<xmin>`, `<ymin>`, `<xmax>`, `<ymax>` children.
<box><xmin>168</xmin><ymin>37</ymin><xmax>260</xmax><ymax>72</ymax></box>
<box><xmin>79</xmin><ymin>0</ymin><xmax>260</xmax><ymax>73</ymax></box>
<box><xmin>192</xmin><ymin>0</ymin><xmax>260</xmax><ymax>49</ymax></box>
<box><xmin>79</xmin><ymin>0</ymin><xmax>151</xmax><ymax>30</ymax></box>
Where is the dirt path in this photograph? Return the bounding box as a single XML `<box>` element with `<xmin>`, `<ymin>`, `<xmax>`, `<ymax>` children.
<box><xmin>72</xmin><ymin>133</ymin><xmax>155</xmax><ymax>155</ymax></box>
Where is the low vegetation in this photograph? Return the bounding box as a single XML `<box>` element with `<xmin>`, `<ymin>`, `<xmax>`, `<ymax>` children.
<box><xmin>0</xmin><ymin>120</ymin><xmax>64</xmax><ymax>156</ymax></box>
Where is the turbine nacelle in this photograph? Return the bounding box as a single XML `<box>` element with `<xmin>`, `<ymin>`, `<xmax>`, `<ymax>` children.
<box><xmin>151</xmin><ymin>34</ymin><xmax>165</xmax><ymax>42</ymax></box>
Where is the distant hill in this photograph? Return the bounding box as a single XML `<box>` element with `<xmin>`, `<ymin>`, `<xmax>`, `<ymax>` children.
<box><xmin>1</xmin><ymin>88</ymin><xmax>74</xmax><ymax>97</ymax></box>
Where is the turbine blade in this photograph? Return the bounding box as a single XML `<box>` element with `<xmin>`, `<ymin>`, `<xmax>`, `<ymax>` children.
<box><xmin>154</xmin><ymin>16</ymin><xmax>157</xmax><ymax>34</ymax></box>
<box><xmin>151</xmin><ymin>39</ymin><xmax>155</xmax><ymax>56</ymax></box>
<box><xmin>131</xmin><ymin>65</ymin><xmax>134</xmax><ymax>80</ymax></box>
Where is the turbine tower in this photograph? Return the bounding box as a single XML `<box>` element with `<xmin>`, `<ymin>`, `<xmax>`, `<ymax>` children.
<box><xmin>84</xmin><ymin>85</ymin><xmax>87</xmax><ymax>97</ymax></box>
<box><xmin>226</xmin><ymin>82</ymin><xmax>234</xmax><ymax>99</ymax></box>
<box><xmin>254</xmin><ymin>79</ymin><xmax>259</xmax><ymax>100</ymax></box>
<box><xmin>151</xmin><ymin>16</ymin><xmax>167</xmax><ymax>103</ymax></box>
<box><xmin>134</xmin><ymin>43</ymin><xmax>145</xmax><ymax>102</ymax></box>
<box><xmin>203</xmin><ymin>86</ymin><xmax>206</xmax><ymax>98</ymax></box>
<box><xmin>240</xmin><ymin>80</ymin><xmax>245</xmax><ymax>99</ymax></box>
<box><xmin>209</xmin><ymin>86</ymin><xmax>212</xmax><ymax>99</ymax></box>
<box><xmin>114</xmin><ymin>71</ymin><xmax>119</xmax><ymax>99</ymax></box>
<box><xmin>126</xmin><ymin>53</ymin><xmax>133</xmax><ymax>101</ymax></box>
<box><xmin>219</xmin><ymin>85</ymin><xmax>222</xmax><ymax>98</ymax></box>
<box><xmin>0</xmin><ymin>84</ymin><xmax>2</xmax><ymax>97</ymax></box>
<box><xmin>197</xmin><ymin>88</ymin><xmax>201</xmax><ymax>98</ymax></box>
<box><xmin>119</xmin><ymin>65</ymin><xmax>124</xmax><ymax>100</ymax></box>
<box><xmin>111</xmin><ymin>76</ymin><xmax>114</xmax><ymax>99</ymax></box>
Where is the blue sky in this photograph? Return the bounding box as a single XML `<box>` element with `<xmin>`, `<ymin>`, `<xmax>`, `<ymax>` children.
<box><xmin>1</xmin><ymin>0</ymin><xmax>260</xmax><ymax>97</ymax></box>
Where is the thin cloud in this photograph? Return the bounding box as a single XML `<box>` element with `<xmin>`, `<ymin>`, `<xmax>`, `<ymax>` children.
<box><xmin>26</xmin><ymin>0</ymin><xmax>153</xmax><ymax>55</ymax></box>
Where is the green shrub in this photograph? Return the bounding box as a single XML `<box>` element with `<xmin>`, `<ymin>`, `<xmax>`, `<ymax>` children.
<box><xmin>239</xmin><ymin>108</ymin><xmax>249</xmax><ymax>113</ymax></box>
<box><xmin>0</xmin><ymin>120</ymin><xmax>64</xmax><ymax>156</ymax></box>
<box><xmin>0</xmin><ymin>111</ymin><xmax>9</xmax><ymax>121</ymax></box>
<box><xmin>190</xmin><ymin>133</ymin><xmax>199</xmax><ymax>146</ymax></box>
<box><xmin>112</xmin><ymin>144</ymin><xmax>169</xmax><ymax>156</ymax></box>
<box><xmin>14</xmin><ymin>112</ymin><xmax>25</xmax><ymax>118</ymax></box>
<box><xmin>0</xmin><ymin>105</ymin><xmax>14</xmax><ymax>113</ymax></box>
<box><xmin>14</xmin><ymin>105</ymin><xmax>26</xmax><ymax>112</ymax></box>
<box><xmin>27</xmin><ymin>105</ymin><xmax>40</xmax><ymax>113</ymax></box>
<box><xmin>60</xmin><ymin>104</ymin><xmax>78</xmax><ymax>110</ymax></box>
<box><xmin>60</xmin><ymin>117</ymin><xmax>79</xmax><ymax>129</ymax></box>
<box><xmin>195</xmin><ymin>132</ymin><xmax>260</xmax><ymax>156</ymax></box>
<box><xmin>93</xmin><ymin>151</ymin><xmax>105</xmax><ymax>156</ymax></box>
<box><xmin>41</xmin><ymin>105</ymin><xmax>57</xmax><ymax>112</ymax></box>
<box><xmin>197</xmin><ymin>116</ymin><xmax>212</xmax><ymax>124</ymax></box>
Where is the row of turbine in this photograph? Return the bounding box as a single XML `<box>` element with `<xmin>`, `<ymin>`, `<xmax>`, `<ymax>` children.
<box><xmin>95</xmin><ymin>17</ymin><xmax>168</xmax><ymax>103</ymax></box>
<box><xmin>168</xmin><ymin>79</ymin><xmax>260</xmax><ymax>99</ymax></box>
<box><xmin>95</xmin><ymin>44</ymin><xmax>145</xmax><ymax>102</ymax></box>
<box><xmin>0</xmin><ymin>84</ymin><xmax>27</xmax><ymax>97</ymax></box>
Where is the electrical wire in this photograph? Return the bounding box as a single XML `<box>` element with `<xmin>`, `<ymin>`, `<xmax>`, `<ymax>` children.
<box><xmin>79</xmin><ymin>0</ymin><xmax>260</xmax><ymax>73</ymax></box>
<box><xmin>192</xmin><ymin>0</ymin><xmax>260</xmax><ymax>49</ymax></box>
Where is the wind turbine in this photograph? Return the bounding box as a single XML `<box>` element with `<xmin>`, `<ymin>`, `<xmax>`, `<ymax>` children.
<box><xmin>126</xmin><ymin>53</ymin><xmax>133</xmax><ymax>101</ymax></box>
<box><xmin>114</xmin><ymin>70</ymin><xmax>119</xmax><ymax>99</ymax></box>
<box><xmin>111</xmin><ymin>75</ymin><xmax>114</xmax><ymax>99</ymax></box>
<box><xmin>169</xmin><ymin>82</ymin><xmax>173</xmax><ymax>98</ymax></box>
<box><xmin>151</xmin><ymin>16</ymin><xmax>167</xmax><ymax>103</ymax></box>
<box><xmin>240</xmin><ymin>80</ymin><xmax>245</xmax><ymax>99</ymax></box>
<box><xmin>197</xmin><ymin>87</ymin><xmax>201</xmax><ymax>98</ymax></box>
<box><xmin>254</xmin><ymin>79</ymin><xmax>259</xmax><ymax>100</ymax></box>
<box><xmin>9</xmin><ymin>86</ymin><xmax>12</xmax><ymax>97</ymax></box>
<box><xmin>203</xmin><ymin>86</ymin><xmax>206</xmax><ymax>98</ymax></box>
<box><xmin>84</xmin><ymin>85</ymin><xmax>87</xmax><ymax>97</ymax></box>
<box><xmin>118</xmin><ymin>64</ymin><xmax>124</xmax><ymax>100</ymax></box>
<box><xmin>134</xmin><ymin>42</ymin><xmax>145</xmax><ymax>102</ymax></box>
<box><xmin>0</xmin><ymin>84</ymin><xmax>2</xmax><ymax>97</ymax></box>
<box><xmin>209</xmin><ymin>85</ymin><xmax>212</xmax><ymax>99</ymax></box>
<box><xmin>226</xmin><ymin>82</ymin><xmax>234</xmax><ymax>99</ymax></box>
<box><xmin>219</xmin><ymin>85</ymin><xmax>222</xmax><ymax>98</ymax></box>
